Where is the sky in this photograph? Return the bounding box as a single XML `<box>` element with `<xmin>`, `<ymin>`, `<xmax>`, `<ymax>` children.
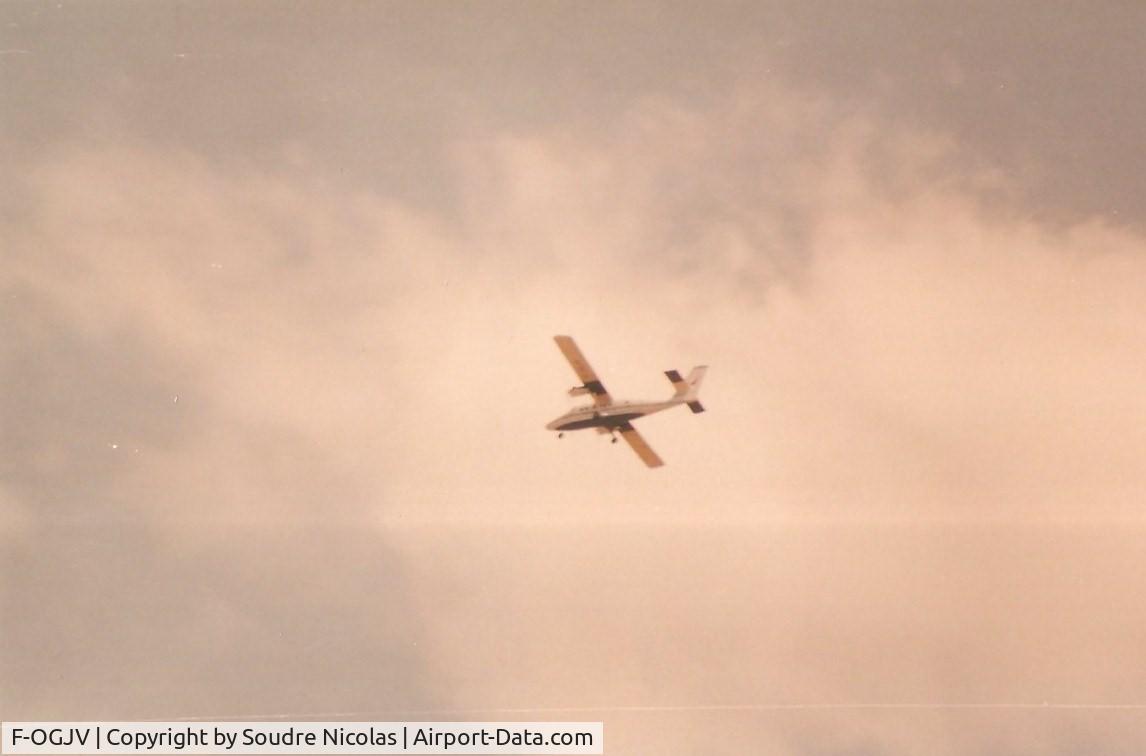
<box><xmin>3</xmin><ymin>3</ymin><xmax>1146</xmax><ymax>753</ymax></box>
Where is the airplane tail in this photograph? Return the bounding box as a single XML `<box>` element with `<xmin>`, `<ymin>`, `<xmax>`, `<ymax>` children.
<box><xmin>665</xmin><ymin>365</ymin><xmax>707</xmax><ymax>413</ymax></box>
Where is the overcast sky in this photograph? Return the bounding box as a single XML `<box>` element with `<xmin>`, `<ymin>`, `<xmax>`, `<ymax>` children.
<box><xmin>3</xmin><ymin>3</ymin><xmax>1146</xmax><ymax>753</ymax></box>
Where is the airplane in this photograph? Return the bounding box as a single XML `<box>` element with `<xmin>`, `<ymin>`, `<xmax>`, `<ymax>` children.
<box><xmin>546</xmin><ymin>335</ymin><xmax>707</xmax><ymax>468</ymax></box>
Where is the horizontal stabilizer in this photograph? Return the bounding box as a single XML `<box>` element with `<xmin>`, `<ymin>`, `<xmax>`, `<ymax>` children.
<box><xmin>687</xmin><ymin>401</ymin><xmax>705</xmax><ymax>414</ymax></box>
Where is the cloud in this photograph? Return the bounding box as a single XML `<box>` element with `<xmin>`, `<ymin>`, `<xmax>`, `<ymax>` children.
<box><xmin>4</xmin><ymin>77</ymin><xmax>1146</xmax><ymax>751</ymax></box>
<box><xmin>2</xmin><ymin>149</ymin><xmax>436</xmax><ymax>718</ymax></box>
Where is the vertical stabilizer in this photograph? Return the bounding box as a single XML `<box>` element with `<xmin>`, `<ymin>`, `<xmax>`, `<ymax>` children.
<box><xmin>684</xmin><ymin>365</ymin><xmax>707</xmax><ymax>395</ymax></box>
<box><xmin>666</xmin><ymin>365</ymin><xmax>707</xmax><ymax>412</ymax></box>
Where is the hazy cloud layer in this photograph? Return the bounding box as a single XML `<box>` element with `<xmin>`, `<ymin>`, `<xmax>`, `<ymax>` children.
<box><xmin>4</xmin><ymin>5</ymin><xmax>1146</xmax><ymax>754</ymax></box>
<box><xmin>5</xmin><ymin>3</ymin><xmax>1145</xmax><ymax>225</ymax></box>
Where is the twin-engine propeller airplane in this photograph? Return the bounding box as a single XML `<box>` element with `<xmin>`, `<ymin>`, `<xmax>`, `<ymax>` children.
<box><xmin>546</xmin><ymin>335</ymin><xmax>707</xmax><ymax>468</ymax></box>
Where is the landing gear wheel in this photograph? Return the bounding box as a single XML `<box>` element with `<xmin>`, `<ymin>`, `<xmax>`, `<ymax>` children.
<box><xmin>558</xmin><ymin>432</ymin><xmax>564</xmax><ymax>439</ymax></box>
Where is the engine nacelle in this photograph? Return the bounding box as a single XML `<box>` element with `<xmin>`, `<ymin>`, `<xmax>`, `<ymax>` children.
<box><xmin>568</xmin><ymin>385</ymin><xmax>591</xmax><ymax>397</ymax></box>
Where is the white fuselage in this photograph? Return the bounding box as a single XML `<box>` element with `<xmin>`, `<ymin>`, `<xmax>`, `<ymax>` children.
<box><xmin>546</xmin><ymin>397</ymin><xmax>686</xmax><ymax>432</ymax></box>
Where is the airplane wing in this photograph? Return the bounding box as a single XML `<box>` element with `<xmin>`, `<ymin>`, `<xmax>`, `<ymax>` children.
<box><xmin>619</xmin><ymin>423</ymin><xmax>664</xmax><ymax>468</ymax></box>
<box><xmin>554</xmin><ymin>335</ymin><xmax>612</xmax><ymax>407</ymax></box>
